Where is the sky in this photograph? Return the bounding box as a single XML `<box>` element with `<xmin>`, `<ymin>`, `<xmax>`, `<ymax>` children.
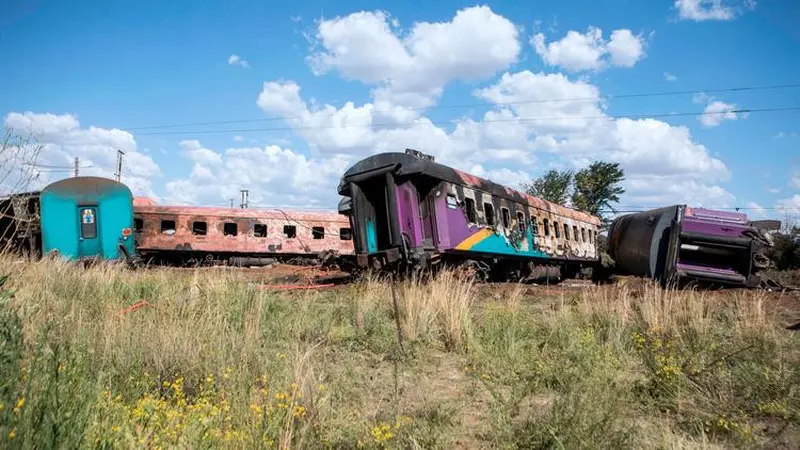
<box><xmin>1</xmin><ymin>0</ymin><xmax>799</xmax><ymax>221</ymax></box>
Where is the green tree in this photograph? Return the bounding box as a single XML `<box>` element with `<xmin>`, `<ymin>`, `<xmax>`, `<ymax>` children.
<box><xmin>570</xmin><ymin>161</ymin><xmax>625</xmax><ymax>221</ymax></box>
<box><xmin>521</xmin><ymin>169</ymin><xmax>573</xmax><ymax>205</ymax></box>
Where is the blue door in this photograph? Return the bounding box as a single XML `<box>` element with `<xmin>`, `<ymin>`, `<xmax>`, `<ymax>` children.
<box><xmin>78</xmin><ymin>206</ymin><xmax>101</xmax><ymax>258</ymax></box>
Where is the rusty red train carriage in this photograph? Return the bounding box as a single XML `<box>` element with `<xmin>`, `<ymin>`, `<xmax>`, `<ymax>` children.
<box><xmin>132</xmin><ymin>198</ymin><xmax>354</xmax><ymax>266</ymax></box>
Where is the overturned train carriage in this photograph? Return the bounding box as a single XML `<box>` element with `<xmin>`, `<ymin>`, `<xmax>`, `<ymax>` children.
<box><xmin>607</xmin><ymin>205</ymin><xmax>773</xmax><ymax>288</ymax></box>
<box><xmin>337</xmin><ymin>149</ymin><xmax>602</xmax><ymax>280</ymax></box>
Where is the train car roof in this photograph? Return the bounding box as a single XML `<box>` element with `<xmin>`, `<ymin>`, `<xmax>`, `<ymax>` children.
<box><xmin>134</xmin><ymin>203</ymin><xmax>349</xmax><ymax>223</ymax></box>
<box><xmin>340</xmin><ymin>151</ymin><xmax>601</xmax><ymax>225</ymax></box>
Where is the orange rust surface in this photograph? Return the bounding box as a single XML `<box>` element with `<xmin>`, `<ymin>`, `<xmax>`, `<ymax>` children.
<box><xmin>451</xmin><ymin>168</ymin><xmax>601</xmax><ymax>226</ymax></box>
<box><xmin>134</xmin><ymin>202</ymin><xmax>354</xmax><ymax>255</ymax></box>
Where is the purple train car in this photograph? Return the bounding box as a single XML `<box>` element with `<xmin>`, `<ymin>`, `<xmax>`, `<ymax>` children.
<box><xmin>607</xmin><ymin>205</ymin><xmax>772</xmax><ymax>288</ymax></box>
<box><xmin>337</xmin><ymin>149</ymin><xmax>603</xmax><ymax>280</ymax></box>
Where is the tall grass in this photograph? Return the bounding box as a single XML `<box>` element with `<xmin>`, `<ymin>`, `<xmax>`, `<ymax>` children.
<box><xmin>0</xmin><ymin>254</ymin><xmax>797</xmax><ymax>449</ymax></box>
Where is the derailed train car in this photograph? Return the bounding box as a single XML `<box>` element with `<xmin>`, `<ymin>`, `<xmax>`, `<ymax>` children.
<box><xmin>607</xmin><ymin>205</ymin><xmax>774</xmax><ymax>288</ymax></box>
<box><xmin>337</xmin><ymin>149</ymin><xmax>602</xmax><ymax>281</ymax></box>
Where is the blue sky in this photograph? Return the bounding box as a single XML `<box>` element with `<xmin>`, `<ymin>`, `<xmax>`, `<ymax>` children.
<box><xmin>1</xmin><ymin>0</ymin><xmax>799</xmax><ymax>219</ymax></box>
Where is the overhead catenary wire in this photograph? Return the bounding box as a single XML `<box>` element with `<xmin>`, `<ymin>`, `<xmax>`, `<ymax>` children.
<box><xmin>130</xmin><ymin>105</ymin><xmax>800</xmax><ymax>136</ymax></box>
<box><xmin>121</xmin><ymin>81</ymin><xmax>800</xmax><ymax>131</ymax></box>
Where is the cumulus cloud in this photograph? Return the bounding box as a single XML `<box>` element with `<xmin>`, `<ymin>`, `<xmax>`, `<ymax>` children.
<box><xmin>776</xmin><ymin>195</ymin><xmax>800</xmax><ymax>216</ymax></box>
<box><xmin>164</xmin><ymin>142</ymin><xmax>351</xmax><ymax>207</ymax></box>
<box><xmin>674</xmin><ymin>0</ymin><xmax>755</xmax><ymax>21</ymax></box>
<box><xmin>305</xmin><ymin>6</ymin><xmax>520</xmax><ymax>107</ymax></box>
<box><xmin>664</xmin><ymin>72</ymin><xmax>677</xmax><ymax>81</ymax></box>
<box><xmin>228</xmin><ymin>54</ymin><xmax>250</xmax><ymax>68</ymax></box>
<box><xmin>531</xmin><ymin>26</ymin><xmax>646</xmax><ymax>72</ymax></box>
<box><xmin>790</xmin><ymin>169</ymin><xmax>800</xmax><ymax>190</ymax></box>
<box><xmin>693</xmin><ymin>93</ymin><xmax>743</xmax><ymax>127</ymax></box>
<box><xmin>3</xmin><ymin>112</ymin><xmax>161</xmax><ymax>199</ymax></box>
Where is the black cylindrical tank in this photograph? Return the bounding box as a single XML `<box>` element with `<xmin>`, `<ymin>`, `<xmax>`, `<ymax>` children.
<box><xmin>607</xmin><ymin>205</ymin><xmax>682</xmax><ymax>279</ymax></box>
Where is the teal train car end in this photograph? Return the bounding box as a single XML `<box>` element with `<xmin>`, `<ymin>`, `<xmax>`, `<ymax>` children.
<box><xmin>40</xmin><ymin>176</ymin><xmax>135</xmax><ymax>262</ymax></box>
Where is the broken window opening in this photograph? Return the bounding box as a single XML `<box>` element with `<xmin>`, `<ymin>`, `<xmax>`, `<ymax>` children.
<box><xmin>192</xmin><ymin>221</ymin><xmax>207</xmax><ymax>236</ymax></box>
<box><xmin>223</xmin><ymin>222</ymin><xmax>237</xmax><ymax>236</ymax></box>
<box><xmin>484</xmin><ymin>202</ymin><xmax>495</xmax><ymax>226</ymax></box>
<box><xmin>517</xmin><ymin>211</ymin><xmax>526</xmax><ymax>233</ymax></box>
<box><xmin>160</xmin><ymin>220</ymin><xmax>176</xmax><ymax>234</ymax></box>
<box><xmin>554</xmin><ymin>221</ymin><xmax>561</xmax><ymax>238</ymax></box>
<box><xmin>563</xmin><ymin>223</ymin><xmax>570</xmax><ymax>240</ymax></box>
<box><xmin>543</xmin><ymin>218</ymin><xmax>550</xmax><ymax>236</ymax></box>
<box><xmin>464</xmin><ymin>197</ymin><xmax>476</xmax><ymax>222</ymax></box>
<box><xmin>312</xmin><ymin>226</ymin><xmax>325</xmax><ymax>239</ymax></box>
<box><xmin>573</xmin><ymin>225</ymin><xmax>579</xmax><ymax>242</ymax></box>
<box><xmin>501</xmin><ymin>207</ymin><xmax>511</xmax><ymax>228</ymax></box>
<box><xmin>254</xmin><ymin>224</ymin><xmax>267</xmax><ymax>237</ymax></box>
<box><xmin>532</xmin><ymin>216</ymin><xmax>539</xmax><ymax>235</ymax></box>
<box><xmin>284</xmin><ymin>225</ymin><xmax>297</xmax><ymax>238</ymax></box>
<box><xmin>134</xmin><ymin>218</ymin><xmax>143</xmax><ymax>232</ymax></box>
<box><xmin>340</xmin><ymin>227</ymin><xmax>352</xmax><ymax>240</ymax></box>
<box><xmin>581</xmin><ymin>228</ymin><xmax>586</xmax><ymax>242</ymax></box>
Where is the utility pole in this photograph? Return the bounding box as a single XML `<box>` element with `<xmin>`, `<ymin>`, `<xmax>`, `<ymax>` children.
<box><xmin>73</xmin><ymin>157</ymin><xmax>79</xmax><ymax>177</ymax></box>
<box><xmin>230</xmin><ymin>198</ymin><xmax>234</xmax><ymax>208</ymax></box>
<box><xmin>114</xmin><ymin>149</ymin><xmax>125</xmax><ymax>182</ymax></box>
<box><xmin>240</xmin><ymin>189</ymin><xmax>249</xmax><ymax>209</ymax></box>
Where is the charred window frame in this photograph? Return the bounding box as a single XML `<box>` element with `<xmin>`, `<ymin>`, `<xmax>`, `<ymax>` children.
<box><xmin>563</xmin><ymin>223</ymin><xmax>570</xmax><ymax>240</ymax></box>
<box><xmin>573</xmin><ymin>225</ymin><xmax>579</xmax><ymax>241</ymax></box>
<box><xmin>134</xmin><ymin>218</ymin><xmax>144</xmax><ymax>233</ymax></box>
<box><xmin>312</xmin><ymin>226</ymin><xmax>325</xmax><ymax>239</ymax></box>
<box><xmin>464</xmin><ymin>197</ymin><xmax>477</xmax><ymax>222</ymax></box>
<box><xmin>254</xmin><ymin>224</ymin><xmax>267</xmax><ymax>237</ymax></box>
<box><xmin>542</xmin><ymin>218</ymin><xmax>550</xmax><ymax>236</ymax></box>
<box><xmin>192</xmin><ymin>221</ymin><xmax>207</xmax><ymax>235</ymax></box>
<box><xmin>501</xmin><ymin>207</ymin><xmax>511</xmax><ymax>228</ymax></box>
<box><xmin>160</xmin><ymin>220</ymin><xmax>176</xmax><ymax>234</ymax></box>
<box><xmin>484</xmin><ymin>202</ymin><xmax>495</xmax><ymax>226</ymax></box>
<box><xmin>589</xmin><ymin>229</ymin><xmax>594</xmax><ymax>244</ymax></box>
<box><xmin>340</xmin><ymin>227</ymin><xmax>352</xmax><ymax>240</ymax></box>
<box><xmin>284</xmin><ymin>225</ymin><xmax>297</xmax><ymax>238</ymax></box>
<box><xmin>581</xmin><ymin>228</ymin><xmax>586</xmax><ymax>242</ymax></box>
<box><xmin>223</xmin><ymin>222</ymin><xmax>237</xmax><ymax>236</ymax></box>
<box><xmin>554</xmin><ymin>221</ymin><xmax>561</xmax><ymax>238</ymax></box>
<box><xmin>517</xmin><ymin>211</ymin><xmax>526</xmax><ymax>233</ymax></box>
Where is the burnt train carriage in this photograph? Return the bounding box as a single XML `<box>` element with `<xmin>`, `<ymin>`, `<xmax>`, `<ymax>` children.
<box><xmin>0</xmin><ymin>191</ymin><xmax>41</xmax><ymax>256</ymax></box>
<box><xmin>133</xmin><ymin>202</ymin><xmax>355</xmax><ymax>266</ymax></box>
<box><xmin>337</xmin><ymin>149</ymin><xmax>602</xmax><ymax>280</ymax></box>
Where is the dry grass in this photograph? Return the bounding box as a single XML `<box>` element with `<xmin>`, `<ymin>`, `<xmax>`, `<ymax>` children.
<box><xmin>0</xmin><ymin>255</ymin><xmax>798</xmax><ymax>449</ymax></box>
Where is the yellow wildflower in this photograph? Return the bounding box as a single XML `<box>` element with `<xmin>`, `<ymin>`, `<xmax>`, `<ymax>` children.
<box><xmin>8</xmin><ymin>429</ymin><xmax>16</xmax><ymax>440</ymax></box>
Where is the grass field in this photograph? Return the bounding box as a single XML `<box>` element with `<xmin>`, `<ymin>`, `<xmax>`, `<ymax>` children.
<box><xmin>0</xmin><ymin>256</ymin><xmax>798</xmax><ymax>449</ymax></box>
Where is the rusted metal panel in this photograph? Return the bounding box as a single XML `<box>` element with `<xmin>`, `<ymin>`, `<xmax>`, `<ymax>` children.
<box><xmin>133</xmin><ymin>201</ymin><xmax>354</xmax><ymax>255</ymax></box>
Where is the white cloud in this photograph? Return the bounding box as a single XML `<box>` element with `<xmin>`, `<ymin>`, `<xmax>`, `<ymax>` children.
<box><xmin>228</xmin><ymin>54</ymin><xmax>250</xmax><ymax>68</ymax></box>
<box><xmin>3</xmin><ymin>112</ymin><xmax>161</xmax><ymax>199</ymax></box>
<box><xmin>531</xmin><ymin>26</ymin><xmax>646</xmax><ymax>72</ymax></box>
<box><xmin>165</xmin><ymin>142</ymin><xmax>351</xmax><ymax>207</ymax></box>
<box><xmin>692</xmin><ymin>93</ymin><xmax>742</xmax><ymax>127</ymax></box>
<box><xmin>790</xmin><ymin>169</ymin><xmax>800</xmax><ymax>190</ymax></box>
<box><xmin>233</xmin><ymin>135</ymin><xmax>244</xmax><ymax>142</ymax></box>
<box><xmin>776</xmin><ymin>195</ymin><xmax>800</xmax><ymax>215</ymax></box>
<box><xmin>306</xmin><ymin>6</ymin><xmax>520</xmax><ymax>107</ymax></box>
<box><xmin>664</xmin><ymin>72</ymin><xmax>677</xmax><ymax>81</ymax></box>
<box><xmin>675</xmin><ymin>0</ymin><xmax>755</xmax><ymax>21</ymax></box>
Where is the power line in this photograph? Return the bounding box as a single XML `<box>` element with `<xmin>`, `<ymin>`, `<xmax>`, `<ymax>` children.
<box><xmin>121</xmin><ymin>81</ymin><xmax>800</xmax><ymax>131</ymax></box>
<box><xmin>130</xmin><ymin>105</ymin><xmax>800</xmax><ymax>137</ymax></box>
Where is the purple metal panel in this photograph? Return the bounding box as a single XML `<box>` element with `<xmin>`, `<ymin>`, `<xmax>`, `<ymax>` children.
<box><xmin>681</xmin><ymin>218</ymin><xmax>747</xmax><ymax>237</ymax></box>
<box><xmin>437</xmin><ymin>193</ymin><xmax>481</xmax><ymax>251</ymax></box>
<box><xmin>684</xmin><ymin>207</ymin><xmax>747</xmax><ymax>225</ymax></box>
<box><xmin>395</xmin><ymin>182</ymin><xmax>423</xmax><ymax>247</ymax></box>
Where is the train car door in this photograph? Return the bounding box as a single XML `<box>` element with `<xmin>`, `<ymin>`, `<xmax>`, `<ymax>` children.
<box><xmin>78</xmin><ymin>205</ymin><xmax>101</xmax><ymax>258</ymax></box>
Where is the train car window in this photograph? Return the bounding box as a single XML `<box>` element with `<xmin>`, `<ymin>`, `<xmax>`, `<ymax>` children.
<box><xmin>589</xmin><ymin>230</ymin><xmax>594</xmax><ymax>244</ymax></box>
<box><xmin>532</xmin><ymin>217</ymin><xmax>539</xmax><ymax>235</ymax></box>
<box><xmin>254</xmin><ymin>224</ymin><xmax>267</xmax><ymax>237</ymax></box>
<box><xmin>563</xmin><ymin>223</ymin><xmax>570</xmax><ymax>240</ymax></box>
<box><xmin>160</xmin><ymin>220</ymin><xmax>176</xmax><ymax>234</ymax></box>
<box><xmin>554</xmin><ymin>221</ymin><xmax>561</xmax><ymax>238</ymax></box>
<box><xmin>284</xmin><ymin>225</ymin><xmax>297</xmax><ymax>238</ymax></box>
<box><xmin>501</xmin><ymin>207</ymin><xmax>510</xmax><ymax>228</ymax></box>
<box><xmin>543</xmin><ymin>218</ymin><xmax>550</xmax><ymax>236</ymax></box>
<box><xmin>446</xmin><ymin>194</ymin><xmax>457</xmax><ymax>209</ymax></box>
<box><xmin>312</xmin><ymin>226</ymin><xmax>325</xmax><ymax>239</ymax></box>
<box><xmin>484</xmin><ymin>202</ymin><xmax>495</xmax><ymax>226</ymax></box>
<box><xmin>581</xmin><ymin>228</ymin><xmax>586</xmax><ymax>242</ymax></box>
<box><xmin>517</xmin><ymin>211</ymin><xmax>526</xmax><ymax>233</ymax></box>
<box><xmin>134</xmin><ymin>218</ymin><xmax>143</xmax><ymax>232</ymax></box>
<box><xmin>464</xmin><ymin>198</ymin><xmax>476</xmax><ymax>222</ymax></box>
<box><xmin>340</xmin><ymin>227</ymin><xmax>352</xmax><ymax>240</ymax></box>
<box><xmin>192</xmin><ymin>221</ymin><xmax>207</xmax><ymax>235</ymax></box>
<box><xmin>223</xmin><ymin>222</ymin><xmax>237</xmax><ymax>236</ymax></box>
<box><xmin>573</xmin><ymin>225</ymin><xmax>579</xmax><ymax>241</ymax></box>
